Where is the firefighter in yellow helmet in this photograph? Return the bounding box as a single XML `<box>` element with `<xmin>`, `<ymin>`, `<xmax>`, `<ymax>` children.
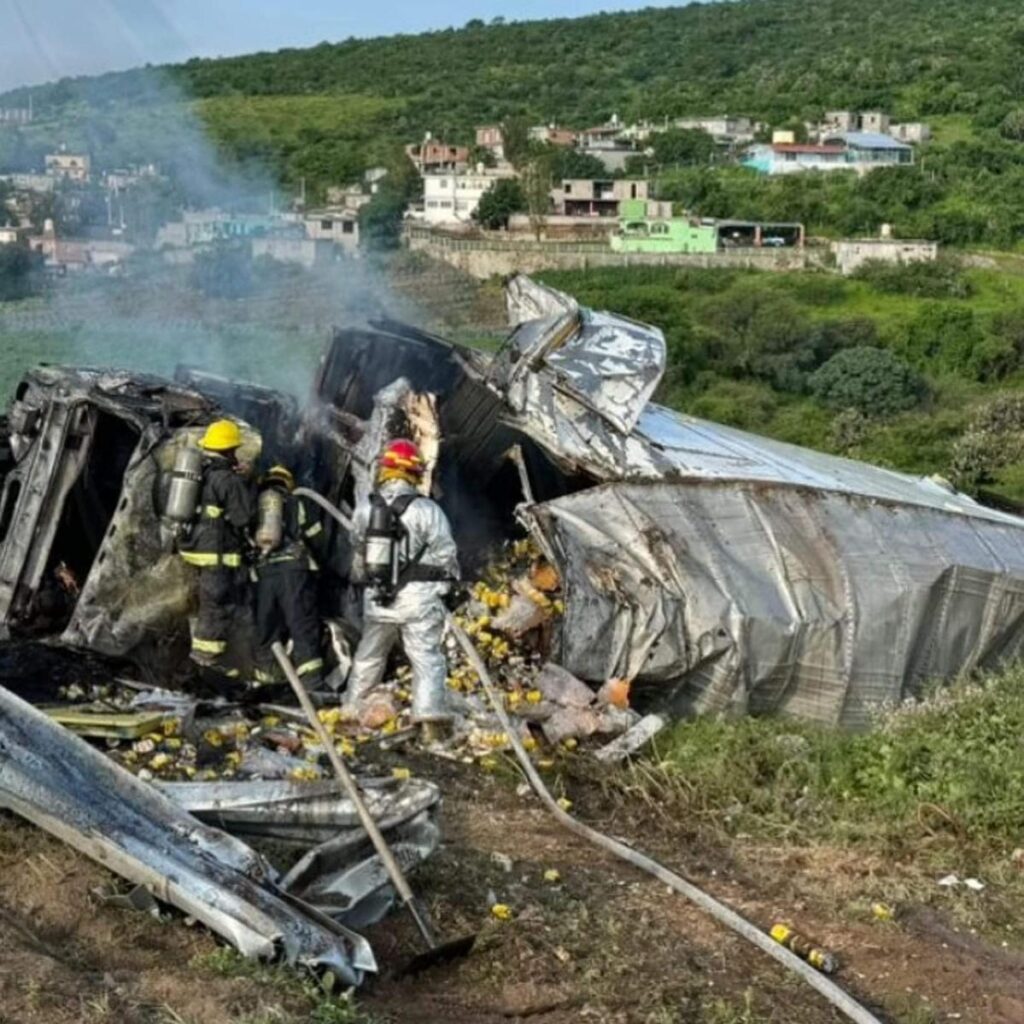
<box><xmin>178</xmin><ymin>419</ymin><xmax>254</xmax><ymax>673</ymax></box>
<box><xmin>251</xmin><ymin>464</ymin><xmax>327</xmax><ymax>689</ymax></box>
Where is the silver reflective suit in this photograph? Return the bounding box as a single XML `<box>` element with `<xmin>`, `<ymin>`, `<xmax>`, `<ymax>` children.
<box><xmin>345</xmin><ymin>479</ymin><xmax>459</xmax><ymax>722</ymax></box>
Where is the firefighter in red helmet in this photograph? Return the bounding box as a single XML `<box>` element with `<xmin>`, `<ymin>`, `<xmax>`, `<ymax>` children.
<box><xmin>344</xmin><ymin>438</ymin><xmax>459</xmax><ymax>738</ymax></box>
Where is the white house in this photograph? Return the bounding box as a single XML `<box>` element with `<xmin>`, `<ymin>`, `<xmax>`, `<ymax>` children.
<box><xmin>303</xmin><ymin>210</ymin><xmax>360</xmax><ymax>253</ymax></box>
<box><xmin>422</xmin><ymin>167</ymin><xmax>518</xmax><ymax>227</ymax></box>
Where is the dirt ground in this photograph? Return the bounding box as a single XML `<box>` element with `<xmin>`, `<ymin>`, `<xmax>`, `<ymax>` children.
<box><xmin>2</xmin><ymin>750</ymin><xmax>1023</xmax><ymax>1024</ymax></box>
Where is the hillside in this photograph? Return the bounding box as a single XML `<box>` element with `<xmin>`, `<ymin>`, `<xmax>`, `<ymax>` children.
<box><xmin>3</xmin><ymin>0</ymin><xmax>1024</xmax><ymax>241</ymax></box>
<box><xmin>5</xmin><ymin>0</ymin><xmax>1024</xmax><ymax>131</ymax></box>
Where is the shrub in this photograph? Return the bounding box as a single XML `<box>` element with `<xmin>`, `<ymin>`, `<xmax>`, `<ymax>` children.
<box><xmin>853</xmin><ymin>257</ymin><xmax>973</xmax><ymax>299</ymax></box>
<box><xmin>898</xmin><ymin>303</ymin><xmax>986</xmax><ymax>377</ymax></box>
<box><xmin>809</xmin><ymin>346</ymin><xmax>926</xmax><ymax>417</ymax></box>
<box><xmin>949</xmin><ymin>394</ymin><xmax>1024</xmax><ymax>493</ymax></box>
<box><xmin>0</xmin><ymin>244</ymin><xmax>44</xmax><ymax>302</ymax></box>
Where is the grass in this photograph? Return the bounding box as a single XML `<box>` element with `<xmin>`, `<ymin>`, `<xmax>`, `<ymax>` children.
<box><xmin>608</xmin><ymin>664</ymin><xmax>1024</xmax><ymax>948</ymax></box>
<box><xmin>190</xmin><ymin>948</ymin><xmax>382</xmax><ymax>1024</ymax></box>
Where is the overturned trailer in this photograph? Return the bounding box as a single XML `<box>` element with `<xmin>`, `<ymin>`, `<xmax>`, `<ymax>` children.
<box><xmin>311</xmin><ymin>277</ymin><xmax>1024</xmax><ymax>730</ymax></box>
<box><xmin>3</xmin><ymin>279</ymin><xmax>1024</xmax><ymax>730</ymax></box>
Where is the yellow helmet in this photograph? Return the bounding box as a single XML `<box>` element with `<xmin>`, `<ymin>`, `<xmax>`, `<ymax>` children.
<box><xmin>264</xmin><ymin>464</ymin><xmax>295</xmax><ymax>490</ymax></box>
<box><xmin>199</xmin><ymin>419</ymin><xmax>242</xmax><ymax>452</ymax></box>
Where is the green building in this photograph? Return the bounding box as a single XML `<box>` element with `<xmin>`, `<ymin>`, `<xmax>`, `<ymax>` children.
<box><xmin>611</xmin><ymin>199</ymin><xmax>719</xmax><ymax>254</ymax></box>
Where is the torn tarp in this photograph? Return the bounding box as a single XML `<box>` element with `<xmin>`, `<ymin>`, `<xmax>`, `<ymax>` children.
<box><xmin>0</xmin><ymin>683</ymin><xmax>375</xmax><ymax>983</ymax></box>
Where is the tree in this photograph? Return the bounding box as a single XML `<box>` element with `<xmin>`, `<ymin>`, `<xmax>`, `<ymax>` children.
<box><xmin>358</xmin><ymin>162</ymin><xmax>421</xmax><ymax>250</ymax></box>
<box><xmin>473</xmin><ymin>178</ymin><xmax>526</xmax><ymax>229</ymax></box>
<box><xmin>650</xmin><ymin>128</ymin><xmax>716</xmax><ymax>168</ymax></box>
<box><xmin>520</xmin><ymin>159</ymin><xmax>552</xmax><ymax>239</ymax></box>
<box><xmin>501</xmin><ymin>116</ymin><xmax>532</xmax><ymax>169</ymax></box>
<box><xmin>809</xmin><ymin>346</ymin><xmax>926</xmax><ymax>417</ymax></box>
<box><xmin>0</xmin><ymin>245</ymin><xmax>44</xmax><ymax>302</ymax></box>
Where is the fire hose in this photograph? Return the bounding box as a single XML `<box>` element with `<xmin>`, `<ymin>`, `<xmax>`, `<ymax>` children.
<box><xmin>445</xmin><ymin>615</ymin><xmax>885</xmax><ymax>1024</ymax></box>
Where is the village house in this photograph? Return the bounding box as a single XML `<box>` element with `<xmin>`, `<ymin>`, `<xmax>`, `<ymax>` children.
<box><xmin>420</xmin><ymin>165</ymin><xmax>518</xmax><ymax>226</ymax></box>
<box><xmin>45</xmin><ymin>151</ymin><xmax>91</xmax><ymax>183</ymax></box>
<box><xmin>552</xmin><ymin>178</ymin><xmax>649</xmax><ymax>217</ymax></box>
<box><xmin>475</xmin><ymin>125</ymin><xmax>505</xmax><ymax>161</ymax></box>
<box><xmin>744</xmin><ymin>132</ymin><xmax>912</xmax><ymax>176</ymax></box>
<box><xmin>302</xmin><ymin>209</ymin><xmax>360</xmax><ymax>253</ymax></box>
<box><xmin>821</xmin><ymin>110</ymin><xmax>930</xmax><ymax>145</ymax></box>
<box><xmin>406</xmin><ymin>134</ymin><xmax>470</xmax><ymax>174</ymax></box>
<box><xmin>528</xmin><ymin>124</ymin><xmax>576</xmax><ymax>147</ymax></box>
<box><xmin>575</xmin><ymin>115</ymin><xmax>639</xmax><ymax>172</ymax></box>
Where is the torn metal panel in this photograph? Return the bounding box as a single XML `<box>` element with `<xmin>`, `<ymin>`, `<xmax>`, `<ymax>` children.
<box><xmin>160</xmin><ymin>777</ymin><xmax>440</xmax><ymax>846</ymax></box>
<box><xmin>280</xmin><ymin>805</ymin><xmax>440</xmax><ymax>929</ymax></box>
<box><xmin>528</xmin><ymin>481</ymin><xmax>1024</xmax><ymax>729</ymax></box>
<box><xmin>161</xmin><ymin>778</ymin><xmax>442</xmax><ymax>929</ymax></box>
<box><xmin>0</xmin><ymin>683</ymin><xmax>375</xmax><ymax>982</ymax></box>
<box><xmin>497</xmin><ymin>274</ymin><xmax>666</xmax><ymax>435</ymax></box>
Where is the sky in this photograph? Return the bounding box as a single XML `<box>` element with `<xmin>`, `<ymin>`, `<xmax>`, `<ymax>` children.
<box><xmin>0</xmin><ymin>0</ymin><xmax>692</xmax><ymax>94</ymax></box>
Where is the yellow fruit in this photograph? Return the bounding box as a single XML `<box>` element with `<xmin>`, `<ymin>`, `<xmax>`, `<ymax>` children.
<box><xmin>392</xmin><ymin>767</ymin><xmax>412</xmax><ymax>780</ymax></box>
<box><xmin>537</xmin><ymin>759</ymin><xmax>555</xmax><ymax>769</ymax></box>
<box><xmin>149</xmin><ymin>753</ymin><xmax>172</xmax><ymax>770</ymax></box>
<box><xmin>526</xmin><ymin>690</ymin><xmax>542</xmax><ymax>704</ymax></box>
<box><xmin>381</xmin><ymin>719</ymin><xmax>399</xmax><ymax>735</ymax></box>
<box><xmin>162</xmin><ymin>719</ymin><xmax>180</xmax><ymax>737</ymax></box>
<box><xmin>164</xmin><ymin>737</ymin><xmax>182</xmax><ymax>751</ymax></box>
<box><xmin>562</xmin><ymin>737</ymin><xmax>578</xmax><ymax>751</ymax></box>
<box><xmin>557</xmin><ymin>797</ymin><xmax>573</xmax><ymax>812</ymax></box>
<box><xmin>522</xmin><ymin>737</ymin><xmax>537</xmax><ymax>752</ymax></box>
<box><xmin>202</xmin><ymin>730</ymin><xmax>224</xmax><ymax>748</ymax></box>
<box><xmin>543</xmin><ymin>869</ymin><xmax>561</xmax><ymax>884</ymax></box>
<box><xmin>261</xmin><ymin>715</ymin><xmax>281</xmax><ymax>727</ymax></box>
<box><xmin>490</xmin><ymin>903</ymin><xmax>513</xmax><ymax>921</ymax></box>
<box><xmin>225</xmin><ymin>751</ymin><xmax>242</xmax><ymax>767</ymax></box>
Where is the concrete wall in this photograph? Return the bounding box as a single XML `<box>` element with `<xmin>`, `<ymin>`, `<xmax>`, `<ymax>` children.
<box><xmin>405</xmin><ymin>226</ymin><xmax>821</xmax><ymax>280</ymax></box>
<box><xmin>832</xmin><ymin>239</ymin><xmax>938</xmax><ymax>275</ymax></box>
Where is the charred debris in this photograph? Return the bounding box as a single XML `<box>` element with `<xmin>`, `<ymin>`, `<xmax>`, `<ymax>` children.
<box><xmin>2</xmin><ymin>274</ymin><xmax>1024</xmax><ymax>980</ymax></box>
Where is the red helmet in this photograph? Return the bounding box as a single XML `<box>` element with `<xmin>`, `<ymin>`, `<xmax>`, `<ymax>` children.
<box><xmin>379</xmin><ymin>438</ymin><xmax>424</xmax><ymax>475</ymax></box>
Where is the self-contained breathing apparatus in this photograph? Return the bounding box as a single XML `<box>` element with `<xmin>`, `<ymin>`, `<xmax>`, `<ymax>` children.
<box><xmin>255</xmin><ymin>486</ymin><xmax>285</xmax><ymax>554</ymax></box>
<box><xmin>162</xmin><ymin>444</ymin><xmax>204</xmax><ymax>545</ymax></box>
<box><xmin>364</xmin><ymin>492</ymin><xmax>451</xmax><ymax>606</ymax></box>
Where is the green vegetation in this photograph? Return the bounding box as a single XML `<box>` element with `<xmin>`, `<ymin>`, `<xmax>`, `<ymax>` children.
<box><xmin>627</xmin><ymin>664</ymin><xmax>1024</xmax><ymax>893</ymax></box>
<box><xmin>474</xmin><ymin>177</ymin><xmax>526</xmax><ymax>229</ymax></box>
<box><xmin>0</xmin><ymin>246</ymin><xmax>43</xmax><ymax>301</ymax></box>
<box><xmin>3</xmin><ymin>0</ymin><xmax>1024</xmax><ymax>241</ymax></box>
<box><xmin>190</xmin><ymin>948</ymin><xmax>378</xmax><ymax>1024</ymax></box>
<box><xmin>537</xmin><ymin>263</ymin><xmax>1024</xmax><ymax>503</ymax></box>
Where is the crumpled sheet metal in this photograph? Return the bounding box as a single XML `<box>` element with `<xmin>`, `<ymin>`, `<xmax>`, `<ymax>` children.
<box><xmin>528</xmin><ymin>481</ymin><xmax>1024</xmax><ymax>729</ymax></box>
<box><xmin>498</xmin><ymin>279</ymin><xmax>1019</xmax><ymax>529</ymax></box>
<box><xmin>161</xmin><ymin>778</ymin><xmax>442</xmax><ymax>930</ymax></box>
<box><xmin>505</xmin><ymin>273</ymin><xmax>578</xmax><ymax>324</ymax></box>
<box><xmin>160</xmin><ymin>777</ymin><xmax>440</xmax><ymax>846</ymax></box>
<box><xmin>499</xmin><ymin>275</ymin><xmax>666</xmax><ymax>436</ymax></box>
<box><xmin>0</xmin><ymin>684</ymin><xmax>374</xmax><ymax>982</ymax></box>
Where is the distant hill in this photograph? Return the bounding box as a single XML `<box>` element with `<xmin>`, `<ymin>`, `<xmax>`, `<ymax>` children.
<box><xmin>3</xmin><ymin>0</ymin><xmax>1024</xmax><ymax>243</ymax></box>
<box><xmin>5</xmin><ymin>0</ymin><xmax>1023</xmax><ymax>132</ymax></box>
